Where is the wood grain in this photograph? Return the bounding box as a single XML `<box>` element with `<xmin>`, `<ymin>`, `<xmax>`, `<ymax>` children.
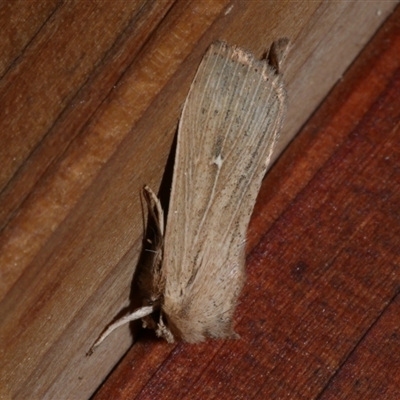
<box><xmin>0</xmin><ymin>0</ymin><xmax>59</xmax><ymax>78</ymax></box>
<box><xmin>320</xmin><ymin>295</ymin><xmax>400</xmax><ymax>399</ymax></box>
<box><xmin>0</xmin><ymin>1</ymin><xmax>398</xmax><ymax>398</ymax></box>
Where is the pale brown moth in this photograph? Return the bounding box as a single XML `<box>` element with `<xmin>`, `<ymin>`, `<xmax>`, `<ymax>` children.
<box><xmin>90</xmin><ymin>39</ymin><xmax>288</xmax><ymax>350</ymax></box>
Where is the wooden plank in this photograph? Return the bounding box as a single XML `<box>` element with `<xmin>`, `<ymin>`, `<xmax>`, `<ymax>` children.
<box><xmin>0</xmin><ymin>1</ymin><xmax>398</xmax><ymax>398</ymax></box>
<box><xmin>0</xmin><ymin>0</ymin><xmax>59</xmax><ymax>77</ymax></box>
<box><xmin>94</xmin><ymin>5</ymin><xmax>400</xmax><ymax>400</ymax></box>
<box><xmin>0</xmin><ymin>0</ymin><xmax>160</xmax><ymax>194</ymax></box>
<box><xmin>0</xmin><ymin>0</ymin><xmax>175</xmax><ymax>231</ymax></box>
<box><xmin>319</xmin><ymin>295</ymin><xmax>400</xmax><ymax>399</ymax></box>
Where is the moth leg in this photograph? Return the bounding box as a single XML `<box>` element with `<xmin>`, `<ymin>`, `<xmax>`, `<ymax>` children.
<box><xmin>142</xmin><ymin>185</ymin><xmax>165</xmax><ymax>278</ymax></box>
<box><xmin>143</xmin><ymin>185</ymin><xmax>164</xmax><ymax>238</ymax></box>
<box><xmin>156</xmin><ymin>314</ymin><xmax>175</xmax><ymax>343</ymax></box>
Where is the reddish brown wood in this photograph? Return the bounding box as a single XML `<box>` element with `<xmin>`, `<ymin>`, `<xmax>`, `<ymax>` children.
<box><xmin>0</xmin><ymin>1</ymin><xmax>398</xmax><ymax>398</ymax></box>
<box><xmin>94</xmin><ymin>7</ymin><xmax>400</xmax><ymax>400</ymax></box>
<box><xmin>320</xmin><ymin>295</ymin><xmax>400</xmax><ymax>399</ymax></box>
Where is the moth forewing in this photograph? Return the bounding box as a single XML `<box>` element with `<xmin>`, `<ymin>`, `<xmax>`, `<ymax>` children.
<box><xmin>90</xmin><ymin>40</ymin><xmax>288</xmax><ymax>352</ymax></box>
<box><xmin>161</xmin><ymin>42</ymin><xmax>287</xmax><ymax>342</ymax></box>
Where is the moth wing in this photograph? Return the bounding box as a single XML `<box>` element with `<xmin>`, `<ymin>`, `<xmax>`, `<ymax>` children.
<box><xmin>162</xmin><ymin>42</ymin><xmax>286</xmax><ymax>342</ymax></box>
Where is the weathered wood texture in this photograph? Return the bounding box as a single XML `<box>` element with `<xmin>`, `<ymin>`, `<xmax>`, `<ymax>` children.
<box><xmin>0</xmin><ymin>1</ymin><xmax>398</xmax><ymax>399</ymax></box>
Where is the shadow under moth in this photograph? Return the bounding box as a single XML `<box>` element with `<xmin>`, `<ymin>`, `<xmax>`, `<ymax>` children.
<box><xmin>91</xmin><ymin>38</ymin><xmax>289</xmax><ymax>350</ymax></box>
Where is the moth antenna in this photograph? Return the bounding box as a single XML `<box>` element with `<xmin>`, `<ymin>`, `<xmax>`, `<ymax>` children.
<box><xmin>87</xmin><ymin>305</ymin><xmax>156</xmax><ymax>355</ymax></box>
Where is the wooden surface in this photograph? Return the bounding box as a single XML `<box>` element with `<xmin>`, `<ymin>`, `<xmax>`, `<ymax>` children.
<box><xmin>95</xmin><ymin>8</ymin><xmax>400</xmax><ymax>400</ymax></box>
<box><xmin>0</xmin><ymin>1</ymin><xmax>398</xmax><ymax>399</ymax></box>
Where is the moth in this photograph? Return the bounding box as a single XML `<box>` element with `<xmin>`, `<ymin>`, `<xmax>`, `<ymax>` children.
<box><xmin>91</xmin><ymin>39</ymin><xmax>289</xmax><ymax>350</ymax></box>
